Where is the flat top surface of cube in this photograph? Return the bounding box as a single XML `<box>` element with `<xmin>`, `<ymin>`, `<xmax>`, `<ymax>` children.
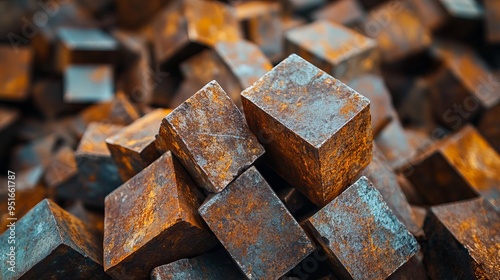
<box><xmin>77</xmin><ymin>122</ymin><xmax>123</xmax><ymax>156</ymax></box>
<box><xmin>64</xmin><ymin>65</ymin><xmax>114</xmax><ymax>103</ymax></box>
<box><xmin>286</xmin><ymin>21</ymin><xmax>376</xmax><ymax>64</ymax></box>
<box><xmin>431</xmin><ymin>198</ymin><xmax>499</xmax><ymax>279</ymax></box>
<box><xmin>242</xmin><ymin>54</ymin><xmax>370</xmax><ymax>147</ymax></box>
<box><xmin>58</xmin><ymin>28</ymin><xmax>118</xmax><ymax>50</ymax></box>
<box><xmin>308</xmin><ymin>176</ymin><xmax>419</xmax><ymax>280</ymax></box>
<box><xmin>107</xmin><ymin>108</ymin><xmax>171</xmax><ymax>153</ymax></box>
<box><xmin>199</xmin><ymin>167</ymin><xmax>315</xmax><ymax>279</ymax></box>
<box><xmin>165</xmin><ymin>80</ymin><xmax>264</xmax><ymax>191</ymax></box>
<box><xmin>104</xmin><ymin>152</ymin><xmax>190</xmax><ymax>268</ymax></box>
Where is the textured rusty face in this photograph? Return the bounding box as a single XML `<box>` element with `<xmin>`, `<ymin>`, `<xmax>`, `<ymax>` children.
<box><xmin>360</xmin><ymin>145</ymin><xmax>421</xmax><ymax>238</ymax></box>
<box><xmin>152</xmin><ymin>0</ymin><xmax>240</xmax><ymax>65</ymax></box>
<box><xmin>104</xmin><ymin>151</ymin><xmax>217</xmax><ymax>279</ymax></box>
<box><xmin>199</xmin><ymin>167</ymin><xmax>315</xmax><ymax>279</ymax></box>
<box><xmin>151</xmin><ymin>250</ymin><xmax>243</xmax><ymax>280</ymax></box>
<box><xmin>0</xmin><ymin>199</ymin><xmax>108</xmax><ymax>280</ymax></box>
<box><xmin>367</xmin><ymin>4</ymin><xmax>431</xmax><ymax>63</ymax></box>
<box><xmin>0</xmin><ymin>46</ymin><xmax>31</xmax><ymax>101</ymax></box>
<box><xmin>157</xmin><ymin>80</ymin><xmax>264</xmax><ymax>193</ymax></box>
<box><xmin>107</xmin><ymin>108</ymin><xmax>171</xmax><ymax>182</ymax></box>
<box><xmin>75</xmin><ymin>122</ymin><xmax>124</xmax><ymax>207</ymax></box>
<box><xmin>285</xmin><ymin>20</ymin><xmax>378</xmax><ymax>81</ymax></box>
<box><xmin>348</xmin><ymin>74</ymin><xmax>393</xmax><ymax>136</ymax></box>
<box><xmin>424</xmin><ymin>198</ymin><xmax>500</xmax><ymax>280</ymax></box>
<box><xmin>402</xmin><ymin>125</ymin><xmax>500</xmax><ymax>210</ymax></box>
<box><xmin>241</xmin><ymin>53</ymin><xmax>372</xmax><ymax>206</ymax></box>
<box><xmin>306</xmin><ymin>176</ymin><xmax>419</xmax><ymax>280</ymax></box>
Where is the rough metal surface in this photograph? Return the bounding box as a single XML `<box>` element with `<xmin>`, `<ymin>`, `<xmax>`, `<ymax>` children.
<box><xmin>0</xmin><ymin>199</ymin><xmax>108</xmax><ymax>280</ymax></box>
<box><xmin>306</xmin><ymin>176</ymin><xmax>419</xmax><ymax>280</ymax></box>
<box><xmin>75</xmin><ymin>122</ymin><xmax>124</xmax><ymax>207</ymax></box>
<box><xmin>401</xmin><ymin>125</ymin><xmax>500</xmax><ymax>210</ymax></box>
<box><xmin>241</xmin><ymin>53</ymin><xmax>372</xmax><ymax>206</ymax></box>
<box><xmin>285</xmin><ymin>20</ymin><xmax>378</xmax><ymax>81</ymax></box>
<box><xmin>199</xmin><ymin>167</ymin><xmax>315</xmax><ymax>280</ymax></box>
<box><xmin>424</xmin><ymin>198</ymin><xmax>500</xmax><ymax>280</ymax></box>
<box><xmin>0</xmin><ymin>46</ymin><xmax>32</xmax><ymax>101</ymax></box>
<box><xmin>64</xmin><ymin>65</ymin><xmax>114</xmax><ymax>103</ymax></box>
<box><xmin>151</xmin><ymin>250</ymin><xmax>243</xmax><ymax>280</ymax></box>
<box><xmin>152</xmin><ymin>0</ymin><xmax>241</xmax><ymax>65</ymax></box>
<box><xmin>157</xmin><ymin>80</ymin><xmax>264</xmax><ymax>193</ymax></box>
<box><xmin>106</xmin><ymin>108</ymin><xmax>171</xmax><ymax>182</ymax></box>
<box><xmin>104</xmin><ymin>151</ymin><xmax>217</xmax><ymax>279</ymax></box>
<box><xmin>367</xmin><ymin>4</ymin><xmax>431</xmax><ymax>63</ymax></box>
<box><xmin>348</xmin><ymin>74</ymin><xmax>393</xmax><ymax>136</ymax></box>
<box><xmin>360</xmin><ymin>145</ymin><xmax>421</xmax><ymax>238</ymax></box>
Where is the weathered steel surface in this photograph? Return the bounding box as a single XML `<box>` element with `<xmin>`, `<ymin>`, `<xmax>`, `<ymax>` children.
<box><xmin>312</xmin><ymin>0</ymin><xmax>366</xmax><ymax>28</ymax></box>
<box><xmin>64</xmin><ymin>65</ymin><xmax>114</xmax><ymax>103</ymax></box>
<box><xmin>75</xmin><ymin>122</ymin><xmax>124</xmax><ymax>207</ymax></box>
<box><xmin>104</xmin><ymin>151</ymin><xmax>217</xmax><ymax>279</ymax></box>
<box><xmin>401</xmin><ymin>125</ymin><xmax>500</xmax><ymax>210</ymax></box>
<box><xmin>151</xmin><ymin>250</ymin><xmax>243</xmax><ymax>280</ymax></box>
<box><xmin>478</xmin><ymin>103</ymin><xmax>500</xmax><ymax>154</ymax></box>
<box><xmin>430</xmin><ymin>42</ymin><xmax>499</xmax><ymax>129</ymax></box>
<box><xmin>107</xmin><ymin>108</ymin><xmax>171</xmax><ymax>182</ymax></box>
<box><xmin>157</xmin><ymin>80</ymin><xmax>264</xmax><ymax>193</ymax></box>
<box><xmin>56</xmin><ymin>27</ymin><xmax>118</xmax><ymax>71</ymax></box>
<box><xmin>0</xmin><ymin>199</ymin><xmax>109</xmax><ymax>280</ymax></box>
<box><xmin>285</xmin><ymin>20</ymin><xmax>378</xmax><ymax>81</ymax></box>
<box><xmin>305</xmin><ymin>176</ymin><xmax>419</xmax><ymax>280</ymax></box>
<box><xmin>424</xmin><ymin>198</ymin><xmax>499</xmax><ymax>280</ymax></box>
<box><xmin>44</xmin><ymin>146</ymin><xmax>81</xmax><ymax>201</ymax></box>
<box><xmin>484</xmin><ymin>0</ymin><xmax>500</xmax><ymax>43</ymax></box>
<box><xmin>367</xmin><ymin>3</ymin><xmax>431</xmax><ymax>64</ymax></box>
<box><xmin>348</xmin><ymin>74</ymin><xmax>393</xmax><ymax>136</ymax></box>
<box><xmin>241</xmin><ymin>54</ymin><xmax>372</xmax><ymax>206</ymax></box>
<box><xmin>199</xmin><ymin>167</ymin><xmax>315</xmax><ymax>280</ymax></box>
<box><xmin>0</xmin><ymin>46</ymin><xmax>32</xmax><ymax>101</ymax></box>
<box><xmin>360</xmin><ymin>145</ymin><xmax>422</xmax><ymax>238</ymax></box>
<box><xmin>152</xmin><ymin>0</ymin><xmax>241</xmax><ymax>65</ymax></box>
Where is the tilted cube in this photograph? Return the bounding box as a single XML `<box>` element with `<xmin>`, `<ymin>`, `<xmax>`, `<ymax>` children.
<box><xmin>107</xmin><ymin>108</ymin><xmax>171</xmax><ymax>182</ymax></box>
<box><xmin>104</xmin><ymin>151</ymin><xmax>217</xmax><ymax>279</ymax></box>
<box><xmin>305</xmin><ymin>176</ymin><xmax>419</xmax><ymax>280</ymax></box>
<box><xmin>241</xmin><ymin>54</ymin><xmax>372</xmax><ymax>206</ymax></box>
<box><xmin>199</xmin><ymin>167</ymin><xmax>315</xmax><ymax>279</ymax></box>
<box><xmin>157</xmin><ymin>80</ymin><xmax>265</xmax><ymax>193</ymax></box>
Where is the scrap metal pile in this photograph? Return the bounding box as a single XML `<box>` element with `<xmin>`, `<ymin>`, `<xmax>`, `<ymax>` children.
<box><xmin>0</xmin><ymin>0</ymin><xmax>499</xmax><ymax>279</ymax></box>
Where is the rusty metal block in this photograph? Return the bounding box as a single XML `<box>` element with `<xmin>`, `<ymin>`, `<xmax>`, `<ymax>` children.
<box><xmin>305</xmin><ymin>176</ymin><xmax>419</xmax><ymax>280</ymax></box>
<box><xmin>285</xmin><ymin>20</ymin><xmax>378</xmax><ymax>81</ymax></box>
<box><xmin>375</xmin><ymin>112</ymin><xmax>413</xmax><ymax>170</ymax></box>
<box><xmin>0</xmin><ymin>166</ymin><xmax>46</xmax><ymax>229</ymax></box>
<box><xmin>411</xmin><ymin>206</ymin><xmax>427</xmax><ymax>234</ymax></box>
<box><xmin>75</xmin><ymin>122</ymin><xmax>124</xmax><ymax>207</ymax></box>
<box><xmin>106</xmin><ymin>108</ymin><xmax>171</xmax><ymax>182</ymax></box>
<box><xmin>400</xmin><ymin>125</ymin><xmax>500</xmax><ymax>210</ymax></box>
<box><xmin>65</xmin><ymin>201</ymin><xmax>104</xmax><ymax>234</ymax></box>
<box><xmin>56</xmin><ymin>27</ymin><xmax>118</xmax><ymax>72</ymax></box>
<box><xmin>0</xmin><ymin>46</ymin><xmax>32</xmax><ymax>101</ymax></box>
<box><xmin>360</xmin><ymin>145</ymin><xmax>422</xmax><ymax>237</ymax></box>
<box><xmin>32</xmin><ymin>79</ymin><xmax>84</xmax><ymax>119</ymax></box>
<box><xmin>424</xmin><ymin>198</ymin><xmax>499</xmax><ymax>280</ymax></box>
<box><xmin>157</xmin><ymin>80</ymin><xmax>264</xmax><ymax>193</ymax></box>
<box><xmin>180</xmin><ymin>40</ymin><xmax>272</xmax><ymax>107</ymax></box>
<box><xmin>348</xmin><ymin>74</ymin><xmax>393</xmax><ymax>136</ymax></box>
<box><xmin>117</xmin><ymin>0</ymin><xmax>169</xmax><ymax>28</ymax></box>
<box><xmin>104</xmin><ymin>151</ymin><xmax>217</xmax><ymax>279</ymax></box>
<box><xmin>199</xmin><ymin>167</ymin><xmax>315</xmax><ymax>279</ymax></box>
<box><xmin>235</xmin><ymin>1</ymin><xmax>283</xmax><ymax>61</ymax></box>
<box><xmin>430</xmin><ymin>42</ymin><xmax>499</xmax><ymax>129</ymax></box>
<box><xmin>64</xmin><ymin>65</ymin><xmax>114</xmax><ymax>103</ymax></box>
<box><xmin>44</xmin><ymin>146</ymin><xmax>81</xmax><ymax>201</ymax></box>
<box><xmin>151</xmin><ymin>250</ymin><xmax>243</xmax><ymax>280</ymax></box>
<box><xmin>478</xmin><ymin>103</ymin><xmax>500</xmax><ymax>154</ymax></box>
<box><xmin>152</xmin><ymin>0</ymin><xmax>241</xmax><ymax>66</ymax></box>
<box><xmin>242</xmin><ymin>54</ymin><xmax>372</xmax><ymax>206</ymax></box>
<box><xmin>484</xmin><ymin>0</ymin><xmax>500</xmax><ymax>43</ymax></box>
<box><xmin>312</xmin><ymin>0</ymin><xmax>366</xmax><ymax>29</ymax></box>
<box><xmin>366</xmin><ymin>3</ymin><xmax>431</xmax><ymax>64</ymax></box>
<box><xmin>0</xmin><ymin>199</ymin><xmax>108</xmax><ymax>280</ymax></box>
